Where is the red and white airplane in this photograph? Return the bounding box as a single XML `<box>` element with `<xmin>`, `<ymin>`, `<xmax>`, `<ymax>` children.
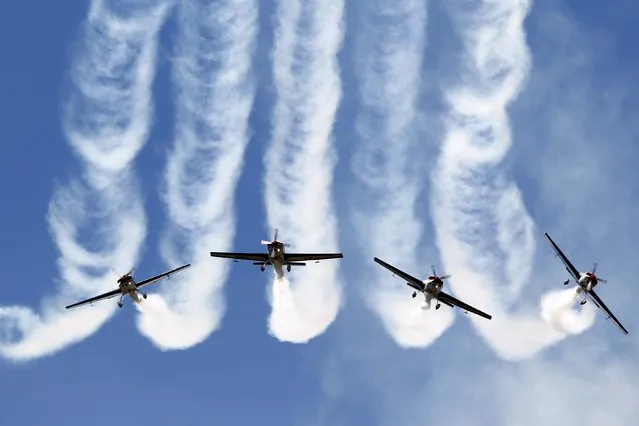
<box><xmin>544</xmin><ymin>232</ymin><xmax>628</xmax><ymax>335</ymax></box>
<box><xmin>373</xmin><ymin>257</ymin><xmax>492</xmax><ymax>320</ymax></box>
<box><xmin>210</xmin><ymin>229</ymin><xmax>343</xmax><ymax>279</ymax></box>
<box><xmin>65</xmin><ymin>264</ymin><xmax>191</xmax><ymax>310</ymax></box>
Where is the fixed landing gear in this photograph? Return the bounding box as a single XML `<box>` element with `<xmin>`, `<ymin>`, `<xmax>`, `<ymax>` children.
<box><xmin>564</xmin><ymin>279</ymin><xmax>570</xmax><ymax>285</ymax></box>
<box><xmin>412</xmin><ymin>291</ymin><xmax>417</xmax><ymax>298</ymax></box>
<box><xmin>260</xmin><ymin>266</ymin><xmax>265</xmax><ymax>272</ymax></box>
<box><xmin>435</xmin><ymin>303</ymin><xmax>441</xmax><ymax>310</ymax></box>
<box><xmin>142</xmin><ymin>292</ymin><xmax>147</xmax><ymax>299</ymax></box>
<box><xmin>580</xmin><ymin>299</ymin><xmax>587</xmax><ymax>305</ymax></box>
<box><xmin>287</xmin><ymin>265</ymin><xmax>291</xmax><ymax>272</ymax></box>
<box><xmin>117</xmin><ymin>302</ymin><xmax>123</xmax><ymax>308</ymax></box>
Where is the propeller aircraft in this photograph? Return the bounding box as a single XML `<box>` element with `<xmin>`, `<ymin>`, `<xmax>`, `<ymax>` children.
<box><xmin>210</xmin><ymin>229</ymin><xmax>343</xmax><ymax>278</ymax></box>
<box><xmin>65</xmin><ymin>264</ymin><xmax>191</xmax><ymax>310</ymax></box>
<box><xmin>544</xmin><ymin>232</ymin><xmax>628</xmax><ymax>335</ymax></box>
<box><xmin>373</xmin><ymin>257</ymin><xmax>492</xmax><ymax>320</ymax></box>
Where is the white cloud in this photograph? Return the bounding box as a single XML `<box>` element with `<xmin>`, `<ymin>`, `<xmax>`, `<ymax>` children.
<box><xmin>263</xmin><ymin>0</ymin><xmax>345</xmax><ymax>342</ymax></box>
<box><xmin>135</xmin><ymin>0</ymin><xmax>257</xmax><ymax>349</ymax></box>
<box><xmin>488</xmin><ymin>353</ymin><xmax>639</xmax><ymax>426</ymax></box>
<box><xmin>350</xmin><ymin>0</ymin><xmax>454</xmax><ymax>347</ymax></box>
<box><xmin>0</xmin><ymin>0</ymin><xmax>169</xmax><ymax>361</ymax></box>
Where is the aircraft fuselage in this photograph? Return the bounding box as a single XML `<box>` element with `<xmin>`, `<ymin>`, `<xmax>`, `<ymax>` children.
<box><xmin>414</xmin><ymin>278</ymin><xmax>444</xmax><ymax>309</ymax></box>
<box><xmin>577</xmin><ymin>273</ymin><xmax>597</xmax><ymax>292</ymax></box>
<box><xmin>267</xmin><ymin>244</ymin><xmax>286</xmax><ymax>278</ymax></box>
<box><xmin>117</xmin><ymin>277</ymin><xmax>141</xmax><ymax>303</ymax></box>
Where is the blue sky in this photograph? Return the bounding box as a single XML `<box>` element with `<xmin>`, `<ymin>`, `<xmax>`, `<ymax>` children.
<box><xmin>2</xmin><ymin>0</ymin><xmax>639</xmax><ymax>425</ymax></box>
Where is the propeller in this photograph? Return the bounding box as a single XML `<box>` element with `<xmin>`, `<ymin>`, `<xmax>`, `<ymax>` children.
<box><xmin>110</xmin><ymin>267</ymin><xmax>135</xmax><ymax>289</ymax></box>
<box><xmin>260</xmin><ymin>228</ymin><xmax>291</xmax><ymax>247</ymax></box>
<box><xmin>428</xmin><ymin>265</ymin><xmax>451</xmax><ymax>281</ymax></box>
<box><xmin>588</xmin><ymin>263</ymin><xmax>608</xmax><ymax>284</ymax></box>
<box><xmin>112</xmin><ymin>267</ymin><xmax>135</xmax><ymax>281</ymax></box>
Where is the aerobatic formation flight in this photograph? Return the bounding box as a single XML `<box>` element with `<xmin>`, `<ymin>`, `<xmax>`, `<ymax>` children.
<box><xmin>62</xmin><ymin>229</ymin><xmax>628</xmax><ymax>336</ymax></box>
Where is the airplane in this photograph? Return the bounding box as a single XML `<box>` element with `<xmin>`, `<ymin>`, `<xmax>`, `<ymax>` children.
<box><xmin>65</xmin><ymin>264</ymin><xmax>191</xmax><ymax>310</ymax></box>
<box><xmin>544</xmin><ymin>232</ymin><xmax>628</xmax><ymax>335</ymax></box>
<box><xmin>210</xmin><ymin>229</ymin><xmax>343</xmax><ymax>278</ymax></box>
<box><xmin>373</xmin><ymin>257</ymin><xmax>492</xmax><ymax>320</ymax></box>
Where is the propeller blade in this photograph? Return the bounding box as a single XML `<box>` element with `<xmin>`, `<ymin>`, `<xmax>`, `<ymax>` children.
<box><xmin>592</xmin><ymin>262</ymin><xmax>598</xmax><ymax>274</ymax></box>
<box><xmin>260</xmin><ymin>240</ymin><xmax>272</xmax><ymax>245</ymax></box>
<box><xmin>273</xmin><ymin>228</ymin><xmax>279</xmax><ymax>242</ymax></box>
<box><xmin>598</xmin><ymin>278</ymin><xmax>607</xmax><ymax>283</ymax></box>
<box><xmin>431</xmin><ymin>265</ymin><xmax>436</xmax><ymax>276</ymax></box>
<box><xmin>440</xmin><ymin>275</ymin><xmax>451</xmax><ymax>280</ymax></box>
<box><xmin>113</xmin><ymin>266</ymin><xmax>134</xmax><ymax>282</ymax></box>
<box><xmin>283</xmin><ymin>243</ymin><xmax>291</xmax><ymax>247</ymax></box>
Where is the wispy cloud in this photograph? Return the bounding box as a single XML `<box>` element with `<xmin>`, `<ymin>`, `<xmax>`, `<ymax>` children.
<box><xmin>135</xmin><ymin>0</ymin><xmax>257</xmax><ymax>349</ymax></box>
<box><xmin>427</xmin><ymin>0</ymin><xmax>595</xmax><ymax>360</ymax></box>
<box><xmin>0</xmin><ymin>0</ymin><xmax>169</xmax><ymax>361</ymax></box>
<box><xmin>350</xmin><ymin>0</ymin><xmax>454</xmax><ymax>347</ymax></box>
<box><xmin>263</xmin><ymin>0</ymin><xmax>344</xmax><ymax>343</ymax></box>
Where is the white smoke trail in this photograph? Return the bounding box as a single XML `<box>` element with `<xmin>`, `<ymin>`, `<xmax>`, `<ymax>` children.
<box><xmin>264</xmin><ymin>0</ymin><xmax>344</xmax><ymax>343</ymax></box>
<box><xmin>0</xmin><ymin>0</ymin><xmax>169</xmax><ymax>361</ymax></box>
<box><xmin>350</xmin><ymin>0</ymin><xmax>454</xmax><ymax>347</ymax></box>
<box><xmin>540</xmin><ymin>286</ymin><xmax>596</xmax><ymax>334</ymax></box>
<box><xmin>430</xmin><ymin>0</ymin><xmax>592</xmax><ymax>360</ymax></box>
<box><xmin>135</xmin><ymin>0</ymin><xmax>257</xmax><ymax>349</ymax></box>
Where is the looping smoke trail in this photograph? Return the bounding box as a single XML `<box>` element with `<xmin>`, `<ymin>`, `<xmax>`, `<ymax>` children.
<box><xmin>264</xmin><ymin>0</ymin><xmax>344</xmax><ymax>343</ymax></box>
<box><xmin>350</xmin><ymin>0</ymin><xmax>454</xmax><ymax>348</ymax></box>
<box><xmin>431</xmin><ymin>0</ymin><xmax>593</xmax><ymax>360</ymax></box>
<box><xmin>0</xmin><ymin>0</ymin><xmax>169</xmax><ymax>361</ymax></box>
<box><xmin>135</xmin><ymin>0</ymin><xmax>257</xmax><ymax>349</ymax></box>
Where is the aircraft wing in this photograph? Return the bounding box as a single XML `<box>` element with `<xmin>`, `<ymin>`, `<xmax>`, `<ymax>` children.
<box><xmin>437</xmin><ymin>291</ymin><xmax>493</xmax><ymax>320</ymax></box>
<box><xmin>587</xmin><ymin>289</ymin><xmax>629</xmax><ymax>335</ymax></box>
<box><xmin>544</xmin><ymin>232</ymin><xmax>581</xmax><ymax>281</ymax></box>
<box><xmin>209</xmin><ymin>252</ymin><xmax>269</xmax><ymax>262</ymax></box>
<box><xmin>135</xmin><ymin>263</ymin><xmax>192</xmax><ymax>288</ymax></box>
<box><xmin>373</xmin><ymin>257</ymin><xmax>425</xmax><ymax>292</ymax></box>
<box><xmin>285</xmin><ymin>253</ymin><xmax>343</xmax><ymax>262</ymax></box>
<box><xmin>65</xmin><ymin>289</ymin><xmax>121</xmax><ymax>310</ymax></box>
